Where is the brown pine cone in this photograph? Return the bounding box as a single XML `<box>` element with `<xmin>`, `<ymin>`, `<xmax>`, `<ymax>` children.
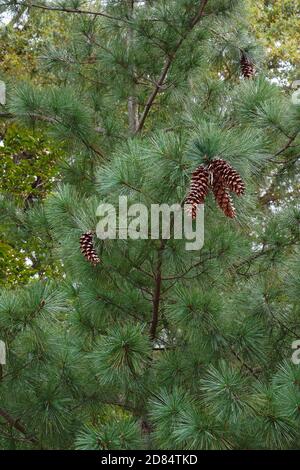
<box><xmin>80</xmin><ymin>231</ymin><xmax>101</xmax><ymax>266</ymax></box>
<box><xmin>240</xmin><ymin>52</ymin><xmax>255</xmax><ymax>79</ymax></box>
<box><xmin>212</xmin><ymin>178</ymin><xmax>236</xmax><ymax>218</ymax></box>
<box><xmin>209</xmin><ymin>158</ymin><xmax>245</xmax><ymax>196</ymax></box>
<box><xmin>185</xmin><ymin>165</ymin><xmax>209</xmax><ymax>218</ymax></box>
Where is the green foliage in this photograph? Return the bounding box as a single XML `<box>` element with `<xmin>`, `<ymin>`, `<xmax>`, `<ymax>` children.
<box><xmin>0</xmin><ymin>123</ymin><xmax>63</xmax><ymax>286</ymax></box>
<box><xmin>0</xmin><ymin>0</ymin><xmax>299</xmax><ymax>451</ymax></box>
<box><xmin>75</xmin><ymin>417</ymin><xmax>141</xmax><ymax>450</ymax></box>
<box><xmin>248</xmin><ymin>0</ymin><xmax>300</xmax><ymax>83</ymax></box>
<box><xmin>0</xmin><ymin>123</ymin><xmax>61</xmax><ymax>200</ymax></box>
<box><xmin>200</xmin><ymin>361</ymin><xmax>250</xmax><ymax>421</ymax></box>
<box><xmin>92</xmin><ymin>325</ymin><xmax>151</xmax><ymax>385</ymax></box>
<box><xmin>0</xmin><ymin>7</ymin><xmax>67</xmax><ymax>286</ymax></box>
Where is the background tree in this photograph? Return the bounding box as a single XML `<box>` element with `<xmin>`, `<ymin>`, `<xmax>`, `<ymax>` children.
<box><xmin>245</xmin><ymin>0</ymin><xmax>300</xmax><ymax>237</ymax></box>
<box><xmin>0</xmin><ymin>0</ymin><xmax>299</xmax><ymax>450</ymax></box>
<box><xmin>248</xmin><ymin>0</ymin><xmax>300</xmax><ymax>84</ymax></box>
<box><xmin>0</xmin><ymin>7</ymin><xmax>67</xmax><ymax>286</ymax></box>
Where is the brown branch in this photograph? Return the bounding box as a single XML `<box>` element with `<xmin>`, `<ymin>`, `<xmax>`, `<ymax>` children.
<box><xmin>0</xmin><ymin>112</ymin><xmax>14</xmax><ymax>119</ymax></box>
<box><xmin>0</xmin><ymin>428</ymin><xmax>35</xmax><ymax>445</ymax></box>
<box><xmin>0</xmin><ymin>111</ymin><xmax>57</xmax><ymax>123</ymax></box>
<box><xmin>190</xmin><ymin>0</ymin><xmax>209</xmax><ymax>27</ymax></box>
<box><xmin>268</xmin><ymin>132</ymin><xmax>299</xmax><ymax>161</ymax></box>
<box><xmin>12</xmin><ymin>1</ymin><xmax>126</xmax><ymax>22</ymax></box>
<box><xmin>1</xmin><ymin>358</ymin><xmax>35</xmax><ymax>381</ymax></box>
<box><xmin>0</xmin><ymin>408</ymin><xmax>37</xmax><ymax>444</ymax></box>
<box><xmin>263</xmin><ymin>294</ymin><xmax>299</xmax><ymax>339</ymax></box>
<box><xmin>96</xmin><ymin>293</ymin><xmax>143</xmax><ymax>323</ymax></box>
<box><xmin>135</xmin><ymin>0</ymin><xmax>208</xmax><ymax>134</ymax></box>
<box><xmin>231</xmin><ymin>238</ymin><xmax>299</xmax><ymax>275</ymax></box>
<box><xmin>228</xmin><ymin>344</ymin><xmax>260</xmax><ymax>380</ymax></box>
<box><xmin>135</xmin><ymin>56</ymin><xmax>173</xmax><ymax>134</ymax></box>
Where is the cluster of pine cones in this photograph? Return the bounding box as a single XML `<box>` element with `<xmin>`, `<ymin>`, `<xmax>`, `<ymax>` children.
<box><xmin>80</xmin><ymin>231</ymin><xmax>101</xmax><ymax>266</ymax></box>
<box><xmin>185</xmin><ymin>158</ymin><xmax>245</xmax><ymax>219</ymax></box>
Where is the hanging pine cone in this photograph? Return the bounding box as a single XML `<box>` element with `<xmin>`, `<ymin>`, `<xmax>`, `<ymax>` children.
<box><xmin>212</xmin><ymin>178</ymin><xmax>236</xmax><ymax>218</ymax></box>
<box><xmin>209</xmin><ymin>158</ymin><xmax>245</xmax><ymax>196</ymax></box>
<box><xmin>185</xmin><ymin>156</ymin><xmax>245</xmax><ymax>219</ymax></box>
<box><xmin>80</xmin><ymin>231</ymin><xmax>101</xmax><ymax>266</ymax></box>
<box><xmin>240</xmin><ymin>52</ymin><xmax>255</xmax><ymax>79</ymax></box>
<box><xmin>184</xmin><ymin>165</ymin><xmax>209</xmax><ymax>219</ymax></box>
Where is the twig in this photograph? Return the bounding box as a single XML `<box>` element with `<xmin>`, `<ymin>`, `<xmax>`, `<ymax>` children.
<box><xmin>12</xmin><ymin>1</ymin><xmax>126</xmax><ymax>22</ymax></box>
<box><xmin>228</xmin><ymin>344</ymin><xmax>260</xmax><ymax>380</ymax></box>
<box><xmin>269</xmin><ymin>132</ymin><xmax>299</xmax><ymax>161</ymax></box>
<box><xmin>135</xmin><ymin>0</ymin><xmax>208</xmax><ymax>133</ymax></box>
<box><xmin>0</xmin><ymin>408</ymin><xmax>37</xmax><ymax>444</ymax></box>
<box><xmin>263</xmin><ymin>294</ymin><xmax>299</xmax><ymax>339</ymax></box>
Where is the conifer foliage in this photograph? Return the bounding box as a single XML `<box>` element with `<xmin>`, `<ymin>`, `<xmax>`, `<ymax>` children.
<box><xmin>0</xmin><ymin>0</ymin><xmax>299</xmax><ymax>451</ymax></box>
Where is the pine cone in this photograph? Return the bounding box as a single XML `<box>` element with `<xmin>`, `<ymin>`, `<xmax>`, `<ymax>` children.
<box><xmin>240</xmin><ymin>52</ymin><xmax>255</xmax><ymax>79</ymax></box>
<box><xmin>209</xmin><ymin>158</ymin><xmax>245</xmax><ymax>196</ymax></box>
<box><xmin>80</xmin><ymin>231</ymin><xmax>101</xmax><ymax>266</ymax></box>
<box><xmin>185</xmin><ymin>165</ymin><xmax>209</xmax><ymax>218</ymax></box>
<box><xmin>212</xmin><ymin>178</ymin><xmax>236</xmax><ymax>218</ymax></box>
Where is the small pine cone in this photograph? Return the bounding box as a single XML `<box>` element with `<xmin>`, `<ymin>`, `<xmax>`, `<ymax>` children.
<box><xmin>240</xmin><ymin>52</ymin><xmax>255</xmax><ymax>79</ymax></box>
<box><xmin>185</xmin><ymin>165</ymin><xmax>209</xmax><ymax>218</ymax></box>
<box><xmin>212</xmin><ymin>178</ymin><xmax>236</xmax><ymax>218</ymax></box>
<box><xmin>209</xmin><ymin>158</ymin><xmax>245</xmax><ymax>196</ymax></box>
<box><xmin>80</xmin><ymin>231</ymin><xmax>101</xmax><ymax>266</ymax></box>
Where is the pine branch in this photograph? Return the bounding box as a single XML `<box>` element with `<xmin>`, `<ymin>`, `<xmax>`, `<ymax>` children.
<box><xmin>96</xmin><ymin>293</ymin><xmax>144</xmax><ymax>323</ymax></box>
<box><xmin>123</xmin><ymin>252</ymin><xmax>153</xmax><ymax>278</ymax></box>
<box><xmin>10</xmin><ymin>1</ymin><xmax>126</xmax><ymax>22</ymax></box>
<box><xmin>0</xmin><ymin>110</ymin><xmax>106</xmax><ymax>158</ymax></box>
<box><xmin>149</xmin><ymin>240</ymin><xmax>165</xmax><ymax>340</ymax></box>
<box><xmin>0</xmin><ymin>111</ymin><xmax>107</xmax><ymax>151</ymax></box>
<box><xmin>0</xmin><ymin>112</ymin><xmax>14</xmax><ymax>119</ymax></box>
<box><xmin>135</xmin><ymin>56</ymin><xmax>173</xmax><ymax>134</ymax></box>
<box><xmin>190</xmin><ymin>0</ymin><xmax>209</xmax><ymax>27</ymax></box>
<box><xmin>161</xmin><ymin>248</ymin><xmax>228</xmax><ymax>282</ymax></box>
<box><xmin>228</xmin><ymin>344</ymin><xmax>260</xmax><ymax>379</ymax></box>
<box><xmin>135</xmin><ymin>0</ymin><xmax>208</xmax><ymax>133</ymax></box>
<box><xmin>268</xmin><ymin>131</ymin><xmax>299</xmax><ymax>161</ymax></box>
<box><xmin>126</xmin><ymin>0</ymin><xmax>139</xmax><ymax>134</ymax></box>
<box><xmin>232</xmin><ymin>239</ymin><xmax>299</xmax><ymax>275</ymax></box>
<box><xmin>263</xmin><ymin>294</ymin><xmax>299</xmax><ymax>339</ymax></box>
<box><xmin>0</xmin><ymin>408</ymin><xmax>37</xmax><ymax>444</ymax></box>
<box><xmin>1</xmin><ymin>358</ymin><xmax>34</xmax><ymax>380</ymax></box>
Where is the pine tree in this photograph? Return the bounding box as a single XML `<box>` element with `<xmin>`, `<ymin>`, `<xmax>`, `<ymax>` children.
<box><xmin>0</xmin><ymin>0</ymin><xmax>299</xmax><ymax>450</ymax></box>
